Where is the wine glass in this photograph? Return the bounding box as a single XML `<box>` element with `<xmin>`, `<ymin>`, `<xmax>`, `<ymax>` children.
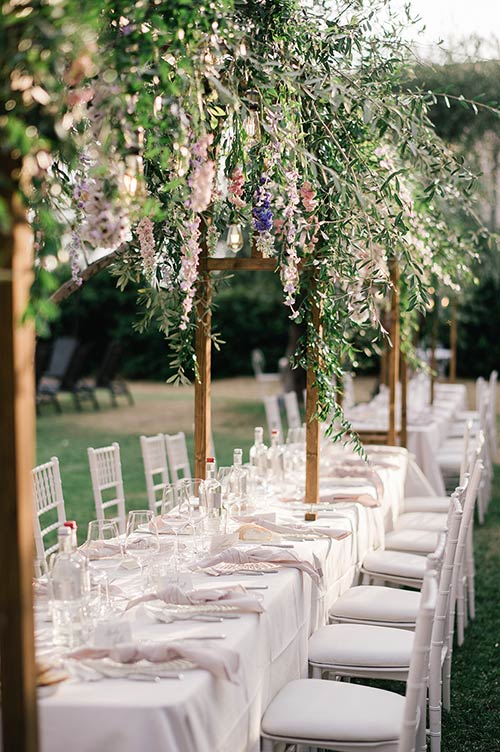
<box><xmin>160</xmin><ymin>483</ymin><xmax>191</xmax><ymax>573</ymax></box>
<box><xmin>177</xmin><ymin>479</ymin><xmax>208</xmax><ymax>556</ymax></box>
<box><xmin>83</xmin><ymin>519</ymin><xmax>123</xmax><ymax>615</ymax></box>
<box><xmin>124</xmin><ymin>510</ymin><xmax>160</xmax><ymax>591</ymax></box>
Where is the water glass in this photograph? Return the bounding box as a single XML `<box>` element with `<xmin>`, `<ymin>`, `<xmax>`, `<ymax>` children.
<box><xmin>125</xmin><ymin>510</ymin><xmax>160</xmax><ymax>590</ymax></box>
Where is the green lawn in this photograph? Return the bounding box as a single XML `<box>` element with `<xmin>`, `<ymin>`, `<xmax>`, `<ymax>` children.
<box><xmin>36</xmin><ymin>379</ymin><xmax>499</xmax><ymax>750</ymax></box>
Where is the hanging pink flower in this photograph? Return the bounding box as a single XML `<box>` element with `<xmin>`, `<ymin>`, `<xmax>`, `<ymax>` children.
<box><xmin>300</xmin><ymin>181</ymin><xmax>317</xmax><ymax>213</ymax></box>
<box><xmin>136</xmin><ymin>217</ymin><xmax>156</xmax><ymax>282</ymax></box>
<box><xmin>188</xmin><ymin>134</ymin><xmax>215</xmax><ymax>213</ymax></box>
<box><xmin>179</xmin><ymin>215</ymin><xmax>202</xmax><ymax>330</ymax></box>
<box><xmin>280</xmin><ymin>170</ymin><xmax>301</xmax><ymax>312</ymax></box>
<box><xmin>228</xmin><ymin>167</ymin><xmax>246</xmax><ymax>208</ymax></box>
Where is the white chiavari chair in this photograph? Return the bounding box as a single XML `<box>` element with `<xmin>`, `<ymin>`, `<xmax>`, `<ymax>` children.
<box><xmin>310</xmin><ymin>497</ymin><xmax>462</xmax><ymax>752</ymax></box>
<box><xmin>87</xmin><ymin>442</ymin><xmax>126</xmax><ymax>534</ymax></box>
<box><xmin>261</xmin><ymin>569</ymin><xmax>438</xmax><ymax>752</ymax></box>
<box><xmin>164</xmin><ymin>431</ymin><xmax>191</xmax><ymax>482</ymax></box>
<box><xmin>284</xmin><ymin>391</ymin><xmax>301</xmax><ymax>431</ymax></box>
<box><xmin>32</xmin><ymin>456</ymin><xmax>66</xmax><ymax>573</ymax></box>
<box><xmin>140</xmin><ymin>433</ymin><xmax>170</xmax><ymax>514</ymax></box>
<box><xmin>263</xmin><ymin>394</ymin><xmax>284</xmax><ymax>443</ymax></box>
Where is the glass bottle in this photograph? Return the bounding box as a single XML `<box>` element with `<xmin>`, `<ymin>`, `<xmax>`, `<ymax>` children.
<box><xmin>267</xmin><ymin>428</ymin><xmax>284</xmax><ymax>490</ymax></box>
<box><xmin>204</xmin><ymin>457</ymin><xmax>223</xmax><ymax>534</ymax></box>
<box><xmin>50</xmin><ymin>526</ymin><xmax>90</xmax><ymax>647</ymax></box>
<box><xmin>249</xmin><ymin>427</ymin><xmax>268</xmax><ymax>474</ymax></box>
<box><xmin>229</xmin><ymin>448</ymin><xmax>247</xmax><ymax>500</ymax></box>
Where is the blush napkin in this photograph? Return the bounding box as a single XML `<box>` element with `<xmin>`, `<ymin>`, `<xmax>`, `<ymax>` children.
<box><xmin>69</xmin><ymin>640</ymin><xmax>240</xmax><ymax>683</ymax></box>
<box><xmin>125</xmin><ymin>584</ymin><xmax>264</xmax><ymax>614</ymax></box>
<box><xmin>194</xmin><ymin>546</ymin><xmax>323</xmax><ymax>584</ymax></box>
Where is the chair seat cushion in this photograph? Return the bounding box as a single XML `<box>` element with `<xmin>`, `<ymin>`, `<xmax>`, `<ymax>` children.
<box><xmin>403</xmin><ymin>496</ymin><xmax>450</xmax><ymax>513</ymax></box>
<box><xmin>261</xmin><ymin>678</ymin><xmax>405</xmax><ymax>743</ymax></box>
<box><xmin>329</xmin><ymin>585</ymin><xmax>420</xmax><ymax>624</ymax></box>
<box><xmin>362</xmin><ymin>549</ymin><xmax>427</xmax><ymax>580</ymax></box>
<box><xmin>309</xmin><ymin>623</ymin><xmax>413</xmax><ymax>668</ymax></box>
<box><xmin>395</xmin><ymin>511</ymin><xmax>447</xmax><ymax>531</ymax></box>
<box><xmin>384</xmin><ymin>528</ymin><xmax>440</xmax><ymax>554</ymax></box>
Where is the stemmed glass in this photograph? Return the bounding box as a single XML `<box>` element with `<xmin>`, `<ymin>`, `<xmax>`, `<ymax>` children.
<box><xmin>177</xmin><ymin>478</ymin><xmax>208</xmax><ymax>556</ymax></box>
<box><xmin>124</xmin><ymin>510</ymin><xmax>160</xmax><ymax>591</ymax></box>
<box><xmin>83</xmin><ymin>519</ymin><xmax>123</xmax><ymax>617</ymax></box>
<box><xmin>160</xmin><ymin>483</ymin><xmax>190</xmax><ymax>573</ymax></box>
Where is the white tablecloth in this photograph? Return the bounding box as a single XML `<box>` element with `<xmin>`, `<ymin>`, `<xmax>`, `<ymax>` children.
<box><xmin>38</xmin><ymin>451</ymin><xmax>408</xmax><ymax>752</ymax></box>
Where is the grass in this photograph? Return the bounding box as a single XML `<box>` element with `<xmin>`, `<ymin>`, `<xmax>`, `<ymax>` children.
<box><xmin>36</xmin><ymin>378</ymin><xmax>499</xmax><ymax>750</ymax></box>
<box><xmin>440</xmin><ymin>466</ymin><xmax>500</xmax><ymax>751</ymax></box>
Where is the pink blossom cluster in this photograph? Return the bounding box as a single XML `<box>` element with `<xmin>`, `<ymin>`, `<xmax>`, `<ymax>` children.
<box><xmin>179</xmin><ymin>215</ymin><xmax>202</xmax><ymax>330</ymax></box>
<box><xmin>69</xmin><ymin>231</ymin><xmax>83</xmax><ymax>286</ymax></box>
<box><xmin>79</xmin><ymin>178</ymin><xmax>131</xmax><ymax>251</ymax></box>
<box><xmin>300</xmin><ymin>181</ymin><xmax>317</xmax><ymax>213</ymax></box>
<box><xmin>136</xmin><ymin>217</ymin><xmax>156</xmax><ymax>282</ymax></box>
<box><xmin>228</xmin><ymin>167</ymin><xmax>246</xmax><ymax>208</ymax></box>
<box><xmin>188</xmin><ymin>134</ymin><xmax>215</xmax><ymax>213</ymax></box>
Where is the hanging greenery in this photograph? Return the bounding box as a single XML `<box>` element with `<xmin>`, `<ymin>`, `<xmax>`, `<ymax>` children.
<box><xmin>1</xmin><ymin>0</ymin><xmax>488</xmax><ymax>439</ymax></box>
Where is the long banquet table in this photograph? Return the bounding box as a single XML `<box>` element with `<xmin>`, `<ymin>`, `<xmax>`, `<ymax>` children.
<box><xmin>38</xmin><ymin>448</ymin><xmax>409</xmax><ymax>752</ymax></box>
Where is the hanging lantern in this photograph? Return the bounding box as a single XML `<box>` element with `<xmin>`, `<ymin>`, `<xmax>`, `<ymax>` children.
<box><xmin>226</xmin><ymin>223</ymin><xmax>244</xmax><ymax>254</ymax></box>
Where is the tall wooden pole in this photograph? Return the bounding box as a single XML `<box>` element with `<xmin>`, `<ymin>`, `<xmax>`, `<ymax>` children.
<box><xmin>430</xmin><ymin>296</ymin><xmax>438</xmax><ymax>405</ymax></box>
<box><xmin>400</xmin><ymin>352</ymin><xmax>408</xmax><ymax>447</ymax></box>
<box><xmin>304</xmin><ymin>300</ymin><xmax>321</xmax><ymax>521</ymax></box>
<box><xmin>0</xmin><ymin>188</ymin><xmax>38</xmax><ymax>752</ymax></box>
<box><xmin>194</xmin><ymin>270</ymin><xmax>212</xmax><ymax>480</ymax></box>
<box><xmin>449</xmin><ymin>300</ymin><xmax>457</xmax><ymax>383</ymax></box>
<box><xmin>388</xmin><ymin>260</ymin><xmax>400</xmax><ymax>445</ymax></box>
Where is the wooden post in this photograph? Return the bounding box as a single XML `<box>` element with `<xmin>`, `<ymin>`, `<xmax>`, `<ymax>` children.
<box><xmin>430</xmin><ymin>297</ymin><xmax>438</xmax><ymax>404</ymax></box>
<box><xmin>388</xmin><ymin>260</ymin><xmax>400</xmax><ymax>445</ymax></box>
<box><xmin>0</xmin><ymin>188</ymin><xmax>39</xmax><ymax>752</ymax></box>
<box><xmin>194</xmin><ymin>271</ymin><xmax>212</xmax><ymax>479</ymax></box>
<box><xmin>305</xmin><ymin>300</ymin><xmax>321</xmax><ymax>521</ymax></box>
<box><xmin>400</xmin><ymin>352</ymin><xmax>408</xmax><ymax>447</ymax></box>
<box><xmin>449</xmin><ymin>300</ymin><xmax>457</xmax><ymax>383</ymax></box>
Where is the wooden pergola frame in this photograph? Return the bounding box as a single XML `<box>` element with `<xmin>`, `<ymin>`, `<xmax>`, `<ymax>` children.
<box><xmin>193</xmin><ymin>249</ymin><xmax>406</xmax><ymax>518</ymax></box>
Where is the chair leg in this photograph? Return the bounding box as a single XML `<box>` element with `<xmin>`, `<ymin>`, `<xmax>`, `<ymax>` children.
<box><xmin>429</xmin><ymin>670</ymin><xmax>442</xmax><ymax>752</ymax></box>
<box><xmin>443</xmin><ymin>655</ymin><xmax>451</xmax><ymax>712</ymax></box>
<box><xmin>456</xmin><ymin>581</ymin><xmax>465</xmax><ymax>647</ymax></box>
<box><xmin>416</xmin><ymin>691</ymin><xmax>427</xmax><ymax>752</ymax></box>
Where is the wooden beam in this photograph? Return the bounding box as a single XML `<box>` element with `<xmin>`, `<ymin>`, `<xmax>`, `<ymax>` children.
<box><xmin>0</xmin><ymin>189</ymin><xmax>38</xmax><ymax>752</ymax></box>
<box><xmin>51</xmin><ymin>245</ymin><xmax>125</xmax><ymax>304</ymax></box>
<box><xmin>430</xmin><ymin>297</ymin><xmax>438</xmax><ymax>404</ymax></box>
<box><xmin>449</xmin><ymin>300</ymin><xmax>457</xmax><ymax>383</ymax></box>
<box><xmin>400</xmin><ymin>352</ymin><xmax>408</xmax><ymax>447</ymax></box>
<box><xmin>194</xmin><ymin>271</ymin><xmax>212</xmax><ymax>479</ymax></box>
<box><xmin>388</xmin><ymin>260</ymin><xmax>400</xmax><ymax>445</ymax></box>
<box><xmin>200</xmin><ymin>257</ymin><xmax>277</xmax><ymax>272</ymax></box>
<box><xmin>305</xmin><ymin>300</ymin><xmax>321</xmax><ymax>521</ymax></box>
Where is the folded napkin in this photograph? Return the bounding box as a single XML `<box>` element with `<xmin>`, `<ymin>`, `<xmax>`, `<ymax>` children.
<box><xmin>69</xmin><ymin>640</ymin><xmax>240</xmax><ymax>683</ymax></box>
<box><xmin>194</xmin><ymin>546</ymin><xmax>323</xmax><ymax>584</ymax></box>
<box><xmin>236</xmin><ymin>516</ymin><xmax>351</xmax><ymax>541</ymax></box>
<box><xmin>125</xmin><ymin>584</ymin><xmax>264</xmax><ymax>614</ymax></box>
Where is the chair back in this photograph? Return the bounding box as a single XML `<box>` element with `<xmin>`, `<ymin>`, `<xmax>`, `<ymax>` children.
<box><xmin>398</xmin><ymin>569</ymin><xmax>439</xmax><ymax>752</ymax></box>
<box><xmin>251</xmin><ymin>348</ymin><xmax>265</xmax><ymax>378</ymax></box>
<box><xmin>45</xmin><ymin>336</ymin><xmax>79</xmax><ymax>380</ymax></box>
<box><xmin>284</xmin><ymin>391</ymin><xmax>301</xmax><ymax>430</ymax></box>
<box><xmin>165</xmin><ymin>432</ymin><xmax>191</xmax><ymax>481</ymax></box>
<box><xmin>430</xmin><ymin>490</ymin><xmax>463</xmax><ymax>669</ymax></box>
<box><xmin>87</xmin><ymin>442</ymin><xmax>126</xmax><ymax>533</ymax></box>
<box><xmin>140</xmin><ymin>434</ymin><xmax>170</xmax><ymax>513</ymax></box>
<box><xmin>264</xmin><ymin>394</ymin><xmax>284</xmax><ymax>442</ymax></box>
<box><xmin>446</xmin><ymin>458</ymin><xmax>483</xmax><ymax>653</ymax></box>
<box><xmin>459</xmin><ymin>420</ymin><xmax>472</xmax><ymax>485</ymax></box>
<box><xmin>32</xmin><ymin>456</ymin><xmax>66</xmax><ymax>570</ymax></box>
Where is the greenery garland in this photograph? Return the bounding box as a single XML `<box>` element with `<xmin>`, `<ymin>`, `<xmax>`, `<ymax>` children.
<box><xmin>1</xmin><ymin>0</ymin><xmax>489</xmax><ymax>441</ymax></box>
